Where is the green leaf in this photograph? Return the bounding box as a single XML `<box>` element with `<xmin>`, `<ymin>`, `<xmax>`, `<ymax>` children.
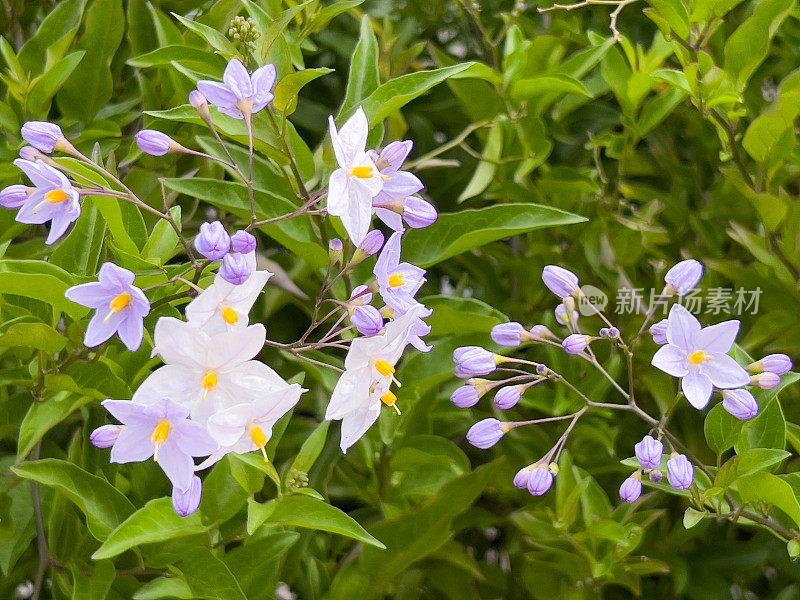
<box><xmin>71</xmin><ymin>560</ymin><xmax>115</xmax><ymax>600</ymax></box>
<box><xmin>736</xmin><ymin>396</ymin><xmax>787</xmax><ymax>452</ymax></box>
<box><xmin>716</xmin><ymin>448</ymin><xmax>791</xmax><ymax>489</ymax></box>
<box><xmin>127</xmin><ymin>45</ymin><xmax>226</xmax><ymax>69</ymax></box>
<box><xmin>274</xmin><ymin>68</ymin><xmax>334</xmax><ymax>115</ymax></box>
<box><xmin>635</xmin><ymin>88</ymin><xmax>687</xmax><ymax>138</ymax></box>
<box><xmin>12</xmin><ymin>459</ymin><xmax>134</xmax><ymax>540</ymax></box>
<box><xmin>18</xmin><ymin>394</ymin><xmax>92</xmax><ymax>460</ymax></box>
<box><xmin>704</xmin><ymin>402</ymin><xmax>745</xmax><ymax>454</ymax></box>
<box><xmin>246</xmin><ymin>494</ymin><xmax>385</xmax><ymax>548</ymax></box>
<box><xmin>287</xmin><ymin>421</ymin><xmax>330</xmax><ymax>476</ymax></box>
<box><xmin>133</xmin><ymin>577</ymin><xmax>193</xmax><ymax>599</ymax></box>
<box><xmin>510</xmin><ymin>74</ymin><xmax>592</xmax><ymax>102</ymax></box>
<box><xmin>26</xmin><ymin>50</ymin><xmax>85</xmax><ymax>116</ymax></box>
<box><xmin>243</xmin><ymin>0</ymin><xmax>309</xmax><ymax>65</ymax></box>
<box><xmin>92</xmin><ymin>497</ymin><xmax>207</xmax><ymax>560</ymax></box>
<box><xmin>142</xmin><ymin>206</ymin><xmax>181</xmax><ymax>266</ymax></box>
<box><xmin>307</xmin><ymin>0</ymin><xmax>364</xmax><ymax>33</ymax></box>
<box><xmin>171</xmin><ymin>13</ymin><xmax>237</xmax><ymax>56</ymax></box>
<box><xmin>340</xmin><ymin>15</ymin><xmax>380</xmax><ymax>118</ymax></box>
<box><xmin>402</xmin><ymin>203</ymin><xmax>587</xmax><ymax>267</ymax></box>
<box><xmin>17</xmin><ymin>0</ymin><xmax>86</xmax><ymax>73</ymax></box>
<box><xmin>644</xmin><ymin>0</ymin><xmax>690</xmax><ymax>38</ymax></box>
<box><xmin>458</xmin><ymin>121</ymin><xmax>503</xmax><ymax>203</ymax></box>
<box><xmin>0</xmin><ymin>322</ymin><xmax>67</xmax><ymax>354</ymax></box>
<box><xmin>50</xmin><ymin>196</ymin><xmax>105</xmax><ymax>276</ymax></box>
<box><xmin>738</xmin><ymin>471</ymin><xmax>800</xmax><ymax>528</ymax></box>
<box><xmin>177</xmin><ymin>547</ymin><xmax>248</xmax><ymax>600</ymax></box>
<box><xmin>0</xmin><ymin>260</ymin><xmax>87</xmax><ymax>320</ymax></box>
<box><xmin>683</xmin><ymin>507</ymin><xmax>705</xmax><ymax>529</ymax></box>
<box><xmin>422</xmin><ymin>295</ymin><xmax>507</xmax><ymax>337</ymax></box>
<box><xmin>743</xmin><ymin>69</ymin><xmax>800</xmax><ymax>163</ymax></box>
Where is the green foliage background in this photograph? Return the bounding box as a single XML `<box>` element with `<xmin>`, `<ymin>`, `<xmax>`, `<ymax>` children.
<box><xmin>2</xmin><ymin>0</ymin><xmax>800</xmax><ymax>598</ymax></box>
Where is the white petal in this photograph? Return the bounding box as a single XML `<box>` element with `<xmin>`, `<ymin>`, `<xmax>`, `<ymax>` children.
<box><xmin>132</xmin><ymin>364</ymin><xmax>201</xmax><ymax>408</ymax></box>
<box><xmin>326</xmin><ymin>367</ymin><xmax>370</xmax><ymax>420</ymax></box>
<box><xmin>651</xmin><ymin>344</ymin><xmax>690</xmax><ymax>378</ymax></box>
<box><xmin>339</xmin><ymin>403</ymin><xmax>381</xmax><ymax>453</ymax></box>
<box><xmin>703</xmin><ymin>354</ymin><xmax>751</xmax><ymax>388</ymax></box>
<box><xmin>153</xmin><ymin>317</ymin><xmax>208</xmax><ymax>368</ymax></box>
<box><xmin>326</xmin><ymin>169</ymin><xmax>348</xmax><ymax>216</ymax></box>
<box><xmin>208</xmin><ymin>324</ymin><xmax>266</xmax><ymax>370</ymax></box>
<box><xmin>682</xmin><ymin>371</ymin><xmax>713</xmax><ymax>409</ymax></box>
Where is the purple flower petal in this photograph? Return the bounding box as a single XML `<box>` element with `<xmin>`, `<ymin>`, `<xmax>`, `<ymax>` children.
<box><xmin>374</xmin><ymin>207</ymin><xmax>404</xmax><ymax>231</ymax></box>
<box><xmin>173</xmin><ymin>421</ymin><xmax>218</xmax><ymax>457</ymax></box>
<box><xmin>110</xmin><ymin>425</ymin><xmax>154</xmax><ymax>463</ymax></box>
<box><xmin>703</xmin><ymin>354</ymin><xmax>751</xmax><ymax>388</ymax></box>
<box><xmin>222</xmin><ymin>59</ymin><xmax>253</xmax><ymax>100</ymax></box>
<box><xmin>251</xmin><ymin>64</ymin><xmax>277</xmax><ymax>102</ymax></box>
<box><xmin>65</xmin><ymin>282</ymin><xmax>113</xmax><ymax>309</ymax></box>
<box><xmin>98</xmin><ymin>262</ymin><xmax>135</xmax><ymax>289</ymax></box>
<box><xmin>102</xmin><ymin>400</ymin><xmax>156</xmax><ymax>427</ymax></box>
<box><xmin>666</xmin><ymin>304</ymin><xmax>701</xmax><ymax>350</ymax></box>
<box><xmin>196</xmin><ymin>80</ymin><xmax>238</xmax><ymax>110</ymax></box>
<box><xmin>117</xmin><ymin>313</ymin><xmax>144</xmax><ymax>351</ymax></box>
<box><xmin>696</xmin><ymin>319</ymin><xmax>740</xmax><ymax>354</ymax></box>
<box><xmin>157</xmin><ymin>442</ymin><xmax>195</xmax><ymax>491</ymax></box>
<box><xmin>651</xmin><ymin>344</ymin><xmax>690</xmax><ymax>378</ymax></box>
<box><xmin>84</xmin><ymin>310</ymin><xmax>124</xmax><ymax>347</ymax></box>
<box><xmin>682</xmin><ymin>371</ymin><xmax>713</xmax><ymax>409</ymax></box>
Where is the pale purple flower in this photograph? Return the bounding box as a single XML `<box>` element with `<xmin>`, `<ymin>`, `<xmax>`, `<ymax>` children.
<box><xmin>356</xmin><ymin>229</ymin><xmax>385</xmax><ymax>258</ymax></box>
<box><xmin>634</xmin><ymin>435</ymin><xmax>663</xmax><ymax>470</ymax></box>
<box><xmin>454</xmin><ymin>346</ymin><xmax>498</xmax><ymax>378</ymax></box>
<box><xmin>172</xmin><ymin>475</ymin><xmax>203</xmax><ymax>517</ymax></box>
<box><xmin>619</xmin><ymin>475</ymin><xmax>642</xmax><ymax>503</ymax></box>
<box><xmin>665</xmin><ymin>259</ymin><xmax>703</xmax><ymax>296</ymax></box>
<box><xmin>0</xmin><ymin>184</ymin><xmax>29</xmax><ymax>209</ymax></box>
<box><xmin>527</xmin><ymin>466</ymin><xmax>554</xmax><ymax>496</ymax></box>
<box><xmin>402</xmin><ymin>197</ymin><xmax>437</xmax><ymax>229</ymax></box>
<box><xmin>407</xmin><ymin>311</ymin><xmax>433</xmax><ymax>353</ymax></box>
<box><xmin>651</xmin><ymin>305</ymin><xmax>750</xmax><ymax>409</ymax></box>
<box><xmin>136</xmin><ymin>130</ymin><xmax>176</xmax><ymax>156</ymax></box>
<box><xmin>491</xmin><ymin>322</ymin><xmax>526</xmax><ymax>347</ymax></box>
<box><xmin>751</xmin><ymin>372</ymin><xmax>781</xmax><ymax>389</ymax></box>
<box><xmin>90</xmin><ymin>425</ymin><xmax>122</xmax><ymax>448</ymax></box>
<box><xmin>231</xmin><ymin>230</ymin><xmax>257</xmax><ymax>254</ymax></box>
<box><xmin>451</xmin><ymin>385</ymin><xmax>481</xmax><ymax>408</ymax></box>
<box><xmin>21</xmin><ymin>121</ymin><xmax>66</xmax><ymax>153</ymax></box>
<box><xmin>351</xmin><ymin>305</ymin><xmax>384</xmax><ymax>336</ymax></box>
<box><xmin>494</xmin><ymin>386</ymin><xmax>522</xmax><ymax>410</ymax></box>
<box><xmin>370</xmin><ymin>140</ymin><xmax>425</xmax><ymax>231</ymax></box>
<box><xmin>749</xmin><ymin>354</ymin><xmax>793</xmax><ymax>376</ymax></box>
<box><xmin>219</xmin><ymin>252</ymin><xmax>252</xmax><ymax>285</ymax></box>
<box><xmin>650</xmin><ymin>319</ymin><xmax>668</xmax><ymax>345</ymax></box>
<box><xmin>722</xmin><ymin>389</ymin><xmax>759</xmax><ymax>420</ymax></box>
<box><xmin>374</xmin><ymin>231</ymin><xmax>426</xmax><ymax>316</ymax></box>
<box><xmin>194</xmin><ymin>221</ymin><xmax>231</xmax><ymax>260</ymax></box>
<box><xmin>65</xmin><ymin>263</ymin><xmax>151</xmax><ymax>351</ymax></box>
<box><xmin>513</xmin><ymin>466</ymin><xmax>532</xmax><ymax>489</ymax></box>
<box><xmin>101</xmin><ymin>397</ymin><xmax>218</xmax><ymax>490</ymax></box>
<box><xmin>542</xmin><ymin>265</ymin><xmax>579</xmax><ymax>299</ymax></box>
<box><xmin>562</xmin><ymin>334</ymin><xmax>589</xmax><ymax>355</ymax></box>
<box><xmin>13</xmin><ymin>158</ymin><xmax>80</xmax><ymax>244</ymax></box>
<box><xmin>197</xmin><ymin>59</ymin><xmax>277</xmax><ymax>119</ymax></box>
<box><xmin>189</xmin><ymin>90</ymin><xmax>208</xmax><ymax>109</ymax></box>
<box><xmin>667</xmin><ymin>454</ymin><xmax>694</xmax><ymax>491</ymax></box>
<box><xmin>555</xmin><ymin>304</ymin><xmax>579</xmax><ymax>326</ymax></box>
<box><xmin>466</xmin><ymin>418</ymin><xmax>506</xmax><ymax>449</ymax></box>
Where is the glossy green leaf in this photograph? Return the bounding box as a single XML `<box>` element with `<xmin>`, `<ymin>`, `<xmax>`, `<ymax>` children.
<box><xmin>0</xmin><ymin>260</ymin><xmax>87</xmax><ymax>319</ymax></box>
<box><xmin>274</xmin><ymin>68</ymin><xmax>334</xmax><ymax>115</ymax></box>
<box><xmin>0</xmin><ymin>322</ymin><xmax>67</xmax><ymax>355</ymax></box>
<box><xmin>340</xmin><ymin>15</ymin><xmax>380</xmax><ymax>117</ymax></box>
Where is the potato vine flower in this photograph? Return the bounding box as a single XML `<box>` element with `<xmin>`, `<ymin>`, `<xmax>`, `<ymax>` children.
<box><xmin>136</xmin><ymin>130</ymin><xmax>182</xmax><ymax>156</ymax></box>
<box><xmin>466</xmin><ymin>418</ymin><xmax>507</xmax><ymax>448</ymax></box>
<box><xmin>526</xmin><ymin>465</ymin><xmax>555</xmax><ymax>496</ymax></box>
<box><xmin>194</xmin><ymin>220</ymin><xmax>231</xmax><ymax>260</ymax></box>
<box><xmin>197</xmin><ymin>58</ymin><xmax>277</xmax><ymax>119</ymax></box>
<box><xmin>65</xmin><ymin>263</ymin><xmax>151</xmax><ymax>351</ymax></box>
<box><xmin>664</xmin><ymin>259</ymin><xmax>703</xmax><ymax>296</ymax></box>
<box><xmin>327</xmin><ymin>107</ymin><xmax>384</xmax><ymax>245</ymax></box>
<box><xmin>369</xmin><ymin>140</ymin><xmax>428</xmax><ymax>230</ymax></box>
<box><xmin>21</xmin><ymin>121</ymin><xmax>71</xmax><ymax>153</ymax></box>
<box><xmin>219</xmin><ymin>252</ymin><xmax>253</xmax><ymax>285</ymax></box>
<box><xmin>101</xmin><ymin>397</ymin><xmax>218</xmax><ymax>491</ymax></box>
<box><xmin>374</xmin><ymin>231</ymin><xmax>426</xmax><ymax>316</ymax></box>
<box><xmin>722</xmin><ymin>389</ymin><xmax>759</xmax><ymax>420</ymax></box>
<box><xmin>173</xmin><ymin>475</ymin><xmax>203</xmax><ymax>517</ymax></box>
<box><xmin>651</xmin><ymin>304</ymin><xmax>750</xmax><ymax>409</ymax></box>
<box><xmin>748</xmin><ymin>353</ymin><xmax>793</xmax><ymax>376</ymax></box>
<box><xmin>542</xmin><ymin>265</ymin><xmax>580</xmax><ymax>299</ymax></box>
<box><xmin>12</xmin><ymin>158</ymin><xmax>80</xmax><ymax>245</ymax></box>
<box><xmin>666</xmin><ymin>454</ymin><xmax>694</xmax><ymax>490</ymax></box>
<box><xmin>619</xmin><ymin>472</ymin><xmax>642</xmax><ymax>503</ymax></box>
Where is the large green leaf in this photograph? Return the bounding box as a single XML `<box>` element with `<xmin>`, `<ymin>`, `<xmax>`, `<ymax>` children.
<box><xmin>17</xmin><ymin>393</ymin><xmax>92</xmax><ymax>459</ymax></box>
<box><xmin>0</xmin><ymin>260</ymin><xmax>87</xmax><ymax>319</ymax></box>
<box><xmin>0</xmin><ymin>322</ymin><xmax>67</xmax><ymax>355</ymax></box>
<box><xmin>340</xmin><ymin>15</ymin><xmax>380</xmax><ymax>118</ymax></box>
<box><xmin>177</xmin><ymin>547</ymin><xmax>248</xmax><ymax>600</ymax></box>
<box><xmin>738</xmin><ymin>471</ymin><xmax>800</xmax><ymax>528</ymax></box>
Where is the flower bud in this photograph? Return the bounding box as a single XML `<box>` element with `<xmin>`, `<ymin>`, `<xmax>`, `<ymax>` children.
<box><xmin>466</xmin><ymin>418</ymin><xmax>507</xmax><ymax>449</ymax></box>
<box><xmin>231</xmin><ymin>230</ymin><xmax>257</xmax><ymax>254</ymax></box>
<box><xmin>649</xmin><ymin>470</ymin><xmax>663</xmax><ymax>483</ymax></box>
<box><xmin>491</xmin><ymin>322</ymin><xmax>527</xmax><ymax>347</ymax></box>
<box><xmin>0</xmin><ymin>184</ymin><xmax>29</xmax><ymax>209</ymax></box>
<box><xmin>348</xmin><ymin>285</ymin><xmax>373</xmax><ymax>308</ymax></box>
<box><xmin>536</xmin><ymin>364</ymin><xmax>548</xmax><ymax>375</ymax></box>
<box><xmin>542</xmin><ymin>265</ymin><xmax>579</xmax><ymax>299</ymax></box>
<box><xmin>608</xmin><ymin>326</ymin><xmax>619</xmax><ymax>338</ymax></box>
<box><xmin>555</xmin><ymin>304</ymin><xmax>579</xmax><ymax>326</ymax></box>
<box><xmin>328</xmin><ymin>238</ymin><xmax>343</xmax><ymax>264</ymax></box>
<box><xmin>494</xmin><ymin>385</ymin><xmax>522</xmax><ymax>410</ymax></box>
<box><xmin>21</xmin><ymin>121</ymin><xmax>65</xmax><ymax>153</ymax></box>
<box><xmin>172</xmin><ymin>476</ymin><xmax>203</xmax><ymax>517</ymax></box>
<box><xmin>529</xmin><ymin>325</ymin><xmax>554</xmax><ymax>340</ymax></box>
<box><xmin>378</xmin><ymin>140</ymin><xmax>413</xmax><ymax>170</ymax></box>
<box><xmin>219</xmin><ymin>252</ymin><xmax>253</xmax><ymax>285</ymax></box>
<box><xmin>634</xmin><ymin>435</ymin><xmax>663</xmax><ymax>470</ymax></box>
<box><xmin>619</xmin><ymin>473</ymin><xmax>642</xmax><ymax>503</ymax></box>
<box><xmin>194</xmin><ymin>221</ymin><xmax>231</xmax><ymax>260</ymax></box>
<box><xmin>361</xmin><ymin>229</ymin><xmax>385</xmax><ymax>254</ymax></box>
<box><xmin>451</xmin><ymin>385</ymin><xmax>480</xmax><ymax>408</ymax></box>
<box><xmin>722</xmin><ymin>389</ymin><xmax>760</xmax><ymax>420</ymax></box>
<box><xmin>351</xmin><ymin>305</ymin><xmax>384</xmax><ymax>336</ymax></box>
<box><xmin>599</xmin><ymin>327</ymin><xmax>609</xmax><ymax>337</ymax></box>
<box><xmin>664</xmin><ymin>259</ymin><xmax>703</xmax><ymax>296</ymax></box>
<box><xmin>562</xmin><ymin>334</ymin><xmax>590</xmax><ymax>355</ymax></box>
<box><xmin>19</xmin><ymin>146</ymin><xmax>42</xmax><ymax>161</ymax></box>
<box><xmin>136</xmin><ymin>130</ymin><xmax>177</xmax><ymax>156</ymax></box>
<box><xmin>748</xmin><ymin>354</ymin><xmax>793</xmax><ymax>376</ymax></box>
<box><xmin>751</xmin><ymin>372</ymin><xmax>781</xmax><ymax>390</ymax></box>
<box><xmin>650</xmin><ymin>319</ymin><xmax>668</xmax><ymax>345</ymax></box>
<box><xmin>402</xmin><ymin>197</ymin><xmax>438</xmax><ymax>228</ymax></box>
<box><xmin>454</xmin><ymin>346</ymin><xmax>500</xmax><ymax>378</ymax></box>
<box><xmin>90</xmin><ymin>424</ymin><xmax>121</xmax><ymax>448</ymax></box>
<box><xmin>667</xmin><ymin>454</ymin><xmax>694</xmax><ymax>491</ymax></box>
<box><xmin>513</xmin><ymin>465</ymin><xmax>533</xmax><ymax>489</ymax></box>
<box><xmin>527</xmin><ymin>466</ymin><xmax>554</xmax><ymax>496</ymax></box>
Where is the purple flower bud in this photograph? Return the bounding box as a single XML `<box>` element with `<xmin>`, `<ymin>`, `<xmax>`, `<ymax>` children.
<box><xmin>19</xmin><ymin>146</ymin><xmax>41</xmax><ymax>161</ymax></box>
<box><xmin>723</xmin><ymin>389</ymin><xmax>760</xmax><ymax>420</ymax></box>
<box><xmin>649</xmin><ymin>470</ymin><xmax>663</xmax><ymax>483</ymax></box>
<box><xmin>329</xmin><ymin>238</ymin><xmax>343</xmax><ymax>263</ymax></box>
<box><xmin>527</xmin><ymin>466</ymin><xmax>554</xmax><ymax>496</ymax></box>
<box><xmin>491</xmin><ymin>322</ymin><xmax>527</xmax><ymax>347</ymax></box>
<box><xmin>189</xmin><ymin>90</ymin><xmax>208</xmax><ymax>110</ymax></box>
<box><xmin>454</xmin><ymin>346</ymin><xmax>499</xmax><ymax>378</ymax></box>
<box><xmin>451</xmin><ymin>385</ymin><xmax>481</xmax><ymax>408</ymax></box>
<box><xmin>0</xmin><ymin>184</ymin><xmax>29</xmax><ymax>209</ymax></box>
<box><xmin>230</xmin><ymin>230</ymin><xmax>257</xmax><ymax>254</ymax></box>
<box><xmin>348</xmin><ymin>285</ymin><xmax>373</xmax><ymax>307</ymax></box>
<box><xmin>608</xmin><ymin>327</ymin><xmax>619</xmax><ymax>338</ymax></box>
<box><xmin>562</xmin><ymin>334</ymin><xmax>590</xmax><ymax>355</ymax></box>
<box><xmin>667</xmin><ymin>454</ymin><xmax>694</xmax><ymax>491</ymax></box>
<box><xmin>536</xmin><ymin>364</ymin><xmax>548</xmax><ymax>375</ymax></box>
<box><xmin>749</xmin><ymin>354</ymin><xmax>793</xmax><ymax>376</ymax></box>
<box><xmin>378</xmin><ymin>140</ymin><xmax>413</xmax><ymax>170</ymax></box>
<box><xmin>90</xmin><ymin>424</ymin><xmax>121</xmax><ymax>448</ymax></box>
<box><xmin>351</xmin><ymin>305</ymin><xmax>384</xmax><ymax>336</ymax></box>
<box><xmin>599</xmin><ymin>327</ymin><xmax>609</xmax><ymax>337</ymax></box>
<box><xmin>634</xmin><ymin>435</ymin><xmax>663</xmax><ymax>470</ymax></box>
<box><xmin>494</xmin><ymin>385</ymin><xmax>522</xmax><ymax>410</ymax></box>
<box><xmin>542</xmin><ymin>265</ymin><xmax>579</xmax><ymax>299</ymax></box>
<box><xmin>619</xmin><ymin>475</ymin><xmax>642</xmax><ymax>503</ymax></box>
<box><xmin>403</xmin><ymin>197</ymin><xmax>438</xmax><ymax>228</ymax></box>
<box><xmin>21</xmin><ymin>121</ymin><xmax>64</xmax><ymax>153</ymax></box>
<box><xmin>529</xmin><ymin>325</ymin><xmax>554</xmax><ymax>340</ymax></box>
<box><xmin>513</xmin><ymin>466</ymin><xmax>532</xmax><ymax>489</ymax></box>
<box><xmin>194</xmin><ymin>221</ymin><xmax>231</xmax><ymax>260</ymax></box>
<box><xmin>172</xmin><ymin>476</ymin><xmax>203</xmax><ymax>517</ymax></box>
<box><xmin>219</xmin><ymin>252</ymin><xmax>253</xmax><ymax>285</ymax></box>
<box><xmin>357</xmin><ymin>230</ymin><xmax>385</xmax><ymax>257</ymax></box>
<box><xmin>555</xmin><ymin>304</ymin><xmax>578</xmax><ymax>326</ymax></box>
<box><xmin>650</xmin><ymin>319</ymin><xmax>668</xmax><ymax>345</ymax></box>
<box><xmin>136</xmin><ymin>130</ymin><xmax>175</xmax><ymax>156</ymax></box>
<box><xmin>466</xmin><ymin>418</ymin><xmax>506</xmax><ymax>449</ymax></box>
<box><xmin>751</xmin><ymin>372</ymin><xmax>781</xmax><ymax>389</ymax></box>
<box><xmin>664</xmin><ymin>259</ymin><xmax>703</xmax><ymax>296</ymax></box>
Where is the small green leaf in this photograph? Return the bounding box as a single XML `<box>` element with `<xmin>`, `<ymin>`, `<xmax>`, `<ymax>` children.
<box><xmin>0</xmin><ymin>322</ymin><xmax>67</xmax><ymax>355</ymax></box>
<box><xmin>340</xmin><ymin>15</ymin><xmax>380</xmax><ymax>118</ymax></box>
<box><xmin>683</xmin><ymin>507</ymin><xmax>705</xmax><ymax>529</ymax></box>
<box><xmin>287</xmin><ymin>421</ymin><xmax>330</xmax><ymax>476</ymax></box>
<box><xmin>18</xmin><ymin>394</ymin><xmax>92</xmax><ymax>460</ymax></box>
<box><xmin>274</xmin><ymin>68</ymin><xmax>334</xmax><ymax>115</ymax></box>
<box><xmin>171</xmin><ymin>13</ymin><xmax>237</xmax><ymax>56</ymax></box>
<box><xmin>510</xmin><ymin>74</ymin><xmax>592</xmax><ymax>102</ymax></box>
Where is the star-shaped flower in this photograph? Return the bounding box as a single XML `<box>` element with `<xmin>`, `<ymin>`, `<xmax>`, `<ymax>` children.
<box><xmin>374</xmin><ymin>231</ymin><xmax>426</xmax><ymax>316</ymax></box>
<box><xmin>13</xmin><ymin>159</ymin><xmax>80</xmax><ymax>244</ymax></box>
<box><xmin>197</xmin><ymin>59</ymin><xmax>277</xmax><ymax>119</ymax></box>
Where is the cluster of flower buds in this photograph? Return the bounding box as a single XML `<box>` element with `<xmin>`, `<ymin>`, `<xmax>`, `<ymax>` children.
<box><xmin>514</xmin><ymin>462</ymin><xmax>559</xmax><ymax>496</ymax></box>
<box><xmin>194</xmin><ymin>220</ymin><xmax>258</xmax><ymax>285</ymax></box>
<box><xmin>618</xmin><ymin>435</ymin><xmax>693</xmax><ymax>503</ymax></box>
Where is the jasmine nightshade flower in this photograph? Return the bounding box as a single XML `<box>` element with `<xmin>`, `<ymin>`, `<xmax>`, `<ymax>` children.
<box><xmin>185</xmin><ymin>252</ymin><xmax>272</xmax><ymax>335</ymax></box>
<box><xmin>454</xmin><ymin>346</ymin><xmax>500</xmax><ymax>378</ymax></box>
<box><xmin>751</xmin><ymin>372</ymin><xmax>781</xmax><ymax>389</ymax></box>
<box><xmin>666</xmin><ymin>454</ymin><xmax>694</xmax><ymax>491</ymax></box>
<box><xmin>21</xmin><ymin>121</ymin><xmax>70</xmax><ymax>153</ymax></box>
<box><xmin>90</xmin><ymin>425</ymin><xmax>122</xmax><ymax>448</ymax></box>
<box><xmin>748</xmin><ymin>354</ymin><xmax>793</xmax><ymax>376</ymax></box>
<box><xmin>650</xmin><ymin>319</ymin><xmax>668</xmax><ymax>345</ymax></box>
<box><xmin>197</xmin><ymin>59</ymin><xmax>277</xmax><ymax>119</ymax></box>
<box><xmin>351</xmin><ymin>305</ymin><xmax>384</xmax><ymax>336</ymax></box>
<box><xmin>634</xmin><ymin>435</ymin><xmax>663</xmax><ymax>470</ymax></box>
<box><xmin>219</xmin><ymin>252</ymin><xmax>252</xmax><ymax>285</ymax></box>
<box><xmin>325</xmin><ymin>305</ymin><xmax>428</xmax><ymax>452</ymax></box>
<box><xmin>562</xmin><ymin>334</ymin><xmax>590</xmax><ymax>355</ymax></box>
<box><xmin>13</xmin><ymin>158</ymin><xmax>80</xmax><ymax>244</ymax></box>
<box><xmin>466</xmin><ymin>418</ymin><xmax>507</xmax><ymax>449</ymax></box>
<box><xmin>231</xmin><ymin>230</ymin><xmax>257</xmax><ymax>254</ymax></box>
<box><xmin>529</xmin><ymin>324</ymin><xmax>555</xmax><ymax>341</ymax></box>
<box><xmin>401</xmin><ymin>197</ymin><xmax>438</xmax><ymax>229</ymax></box>
<box><xmin>555</xmin><ymin>304</ymin><xmax>579</xmax><ymax>326</ymax></box>
<box><xmin>527</xmin><ymin>466</ymin><xmax>554</xmax><ymax>496</ymax></box>
<box><xmin>619</xmin><ymin>473</ymin><xmax>642</xmax><ymax>503</ymax></box>
<box><xmin>65</xmin><ymin>263</ymin><xmax>151</xmax><ymax>351</ymax></box>
<box><xmin>542</xmin><ymin>265</ymin><xmax>579</xmax><ymax>299</ymax></box>
<box><xmin>664</xmin><ymin>259</ymin><xmax>703</xmax><ymax>296</ymax></box>
<box><xmin>722</xmin><ymin>389</ymin><xmax>759</xmax><ymax>420</ymax></box>
<box><xmin>354</xmin><ymin>229</ymin><xmax>385</xmax><ymax>261</ymax></box>
<box><xmin>494</xmin><ymin>386</ymin><xmax>522</xmax><ymax>410</ymax></box>
<box><xmin>0</xmin><ymin>184</ymin><xmax>29</xmax><ymax>209</ymax></box>
<box><xmin>651</xmin><ymin>304</ymin><xmax>750</xmax><ymax>409</ymax></box>
<box><xmin>491</xmin><ymin>322</ymin><xmax>528</xmax><ymax>347</ymax></box>
<box><xmin>374</xmin><ymin>231</ymin><xmax>426</xmax><ymax>316</ymax></box>
<box><xmin>327</xmin><ymin>107</ymin><xmax>384</xmax><ymax>245</ymax></box>
<box><xmin>368</xmin><ymin>140</ymin><xmax>428</xmax><ymax>230</ymax></box>
<box><xmin>136</xmin><ymin>130</ymin><xmax>181</xmax><ymax>156</ymax></box>
<box><xmin>194</xmin><ymin>221</ymin><xmax>230</xmax><ymax>260</ymax></box>
<box><xmin>173</xmin><ymin>476</ymin><xmax>202</xmax><ymax>517</ymax></box>
<box><xmin>101</xmin><ymin>397</ymin><xmax>218</xmax><ymax>491</ymax></box>
<box><xmin>134</xmin><ymin>318</ymin><xmax>269</xmax><ymax>424</ymax></box>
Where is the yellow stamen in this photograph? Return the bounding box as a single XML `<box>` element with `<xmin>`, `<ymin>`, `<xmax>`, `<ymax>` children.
<box><xmin>381</xmin><ymin>391</ymin><xmax>401</xmax><ymax>415</ymax></box>
<box><xmin>152</xmin><ymin>419</ymin><xmax>171</xmax><ymax>462</ymax></box>
<box><xmin>375</xmin><ymin>359</ymin><xmax>401</xmax><ymax>387</ymax></box>
<box><xmin>46</xmin><ymin>189</ymin><xmax>68</xmax><ymax>203</ymax></box>
<box><xmin>104</xmin><ymin>292</ymin><xmax>131</xmax><ymax>323</ymax></box>
<box><xmin>688</xmin><ymin>350</ymin><xmax>711</xmax><ymax>365</ymax></box>
<box><xmin>351</xmin><ymin>166</ymin><xmax>373</xmax><ymax>179</ymax></box>
<box><xmin>201</xmin><ymin>370</ymin><xmax>218</xmax><ymax>401</ymax></box>
<box><xmin>389</xmin><ymin>273</ymin><xmax>405</xmax><ymax>288</ymax></box>
<box><xmin>249</xmin><ymin>424</ymin><xmax>269</xmax><ymax>462</ymax></box>
<box><xmin>222</xmin><ymin>306</ymin><xmax>238</xmax><ymax>325</ymax></box>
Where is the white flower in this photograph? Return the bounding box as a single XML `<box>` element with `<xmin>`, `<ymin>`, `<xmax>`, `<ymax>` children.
<box><xmin>327</xmin><ymin>107</ymin><xmax>383</xmax><ymax>245</ymax></box>
<box><xmin>185</xmin><ymin>252</ymin><xmax>272</xmax><ymax>335</ymax></box>
<box><xmin>325</xmin><ymin>305</ymin><xmax>428</xmax><ymax>452</ymax></box>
